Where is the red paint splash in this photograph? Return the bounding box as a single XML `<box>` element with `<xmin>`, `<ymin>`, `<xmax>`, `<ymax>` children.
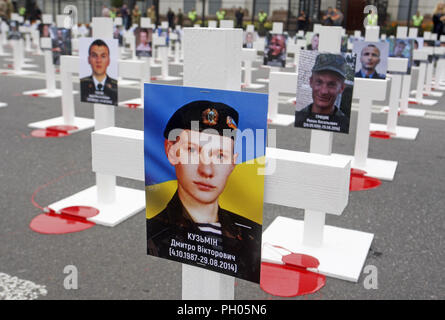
<box><xmin>350</xmin><ymin>168</ymin><xmax>381</xmax><ymax>191</ymax></box>
<box><xmin>370</xmin><ymin>130</ymin><xmax>394</xmax><ymax>140</ymax></box>
<box><xmin>30</xmin><ymin>125</ymin><xmax>78</xmax><ymax>138</ymax></box>
<box><xmin>29</xmin><ymin>208</ymin><xmax>97</xmax><ymax>234</ymax></box>
<box><xmin>260</xmin><ymin>245</ymin><xmax>326</xmax><ymax>297</ymax></box>
<box><xmin>260</xmin><ymin>262</ymin><xmax>326</xmax><ymax>297</ymax></box>
<box><xmin>125</xmin><ymin>103</ymin><xmax>140</xmax><ymax>109</ymax></box>
<box><xmin>28</xmin><ymin>168</ymin><xmax>98</xmax><ymax>234</ymax></box>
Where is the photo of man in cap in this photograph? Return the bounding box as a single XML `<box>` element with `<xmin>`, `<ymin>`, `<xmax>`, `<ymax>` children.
<box><xmin>354</xmin><ymin>43</ymin><xmax>387</xmax><ymax>79</ymax></box>
<box><xmin>80</xmin><ymin>39</ymin><xmax>118</xmax><ymax>106</ymax></box>
<box><xmin>146</xmin><ymin>98</ymin><xmax>263</xmax><ymax>283</ymax></box>
<box><xmin>295</xmin><ymin>52</ymin><xmax>355</xmax><ymax>134</ymax></box>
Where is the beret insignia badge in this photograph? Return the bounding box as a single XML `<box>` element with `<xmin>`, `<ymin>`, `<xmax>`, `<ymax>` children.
<box><xmin>202</xmin><ymin>108</ymin><xmax>218</xmax><ymax>126</ymax></box>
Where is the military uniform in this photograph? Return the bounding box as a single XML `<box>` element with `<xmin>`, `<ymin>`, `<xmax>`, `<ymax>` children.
<box><xmin>295</xmin><ymin>103</ymin><xmax>350</xmax><ymax>133</ymax></box>
<box><xmin>355</xmin><ymin>70</ymin><xmax>385</xmax><ymax>79</ymax></box>
<box><xmin>146</xmin><ymin>100</ymin><xmax>262</xmax><ymax>283</ymax></box>
<box><xmin>147</xmin><ymin>191</ymin><xmax>261</xmax><ymax>283</ymax></box>
<box><xmin>80</xmin><ymin>75</ymin><xmax>117</xmax><ymax>105</ymax></box>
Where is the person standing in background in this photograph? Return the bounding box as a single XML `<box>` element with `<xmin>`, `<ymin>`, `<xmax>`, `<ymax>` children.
<box><xmin>120</xmin><ymin>4</ymin><xmax>129</xmax><ymax>29</ymax></box>
<box><xmin>177</xmin><ymin>8</ymin><xmax>183</xmax><ymax>27</ymax></box>
<box><xmin>147</xmin><ymin>5</ymin><xmax>156</xmax><ymax>22</ymax></box>
<box><xmin>412</xmin><ymin>11</ymin><xmax>423</xmax><ymax>28</ymax></box>
<box><xmin>331</xmin><ymin>8</ymin><xmax>344</xmax><ymax>26</ymax></box>
<box><xmin>297</xmin><ymin>10</ymin><xmax>307</xmax><ymax>32</ymax></box>
<box><xmin>216</xmin><ymin>8</ymin><xmax>226</xmax><ymax>27</ymax></box>
<box><xmin>132</xmin><ymin>4</ymin><xmax>141</xmax><ymax>26</ymax></box>
<box><xmin>258</xmin><ymin>10</ymin><xmax>267</xmax><ymax>36</ymax></box>
<box><xmin>188</xmin><ymin>8</ymin><xmax>197</xmax><ymax>26</ymax></box>
<box><xmin>235</xmin><ymin>7</ymin><xmax>244</xmax><ymax>29</ymax></box>
<box><xmin>102</xmin><ymin>5</ymin><xmax>110</xmax><ymax>17</ymax></box>
<box><xmin>0</xmin><ymin>0</ymin><xmax>8</xmax><ymax>21</ymax></box>
<box><xmin>432</xmin><ymin>3</ymin><xmax>445</xmax><ymax>39</ymax></box>
<box><xmin>167</xmin><ymin>8</ymin><xmax>175</xmax><ymax>29</ymax></box>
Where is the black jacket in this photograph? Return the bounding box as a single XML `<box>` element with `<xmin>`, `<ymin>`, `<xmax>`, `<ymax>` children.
<box><xmin>147</xmin><ymin>191</ymin><xmax>262</xmax><ymax>283</ymax></box>
<box><xmin>80</xmin><ymin>75</ymin><xmax>117</xmax><ymax>105</ymax></box>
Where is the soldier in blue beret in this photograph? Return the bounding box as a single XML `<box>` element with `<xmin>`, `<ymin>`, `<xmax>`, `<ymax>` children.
<box><xmin>147</xmin><ymin>100</ymin><xmax>262</xmax><ymax>283</ymax></box>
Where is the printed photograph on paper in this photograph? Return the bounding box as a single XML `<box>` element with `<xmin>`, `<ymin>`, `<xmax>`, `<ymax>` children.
<box><xmin>295</xmin><ymin>50</ymin><xmax>356</xmax><ymax>134</ymax></box>
<box><xmin>79</xmin><ymin>37</ymin><xmax>118</xmax><ymax>106</ymax></box>
<box><xmin>135</xmin><ymin>27</ymin><xmax>153</xmax><ymax>57</ymax></box>
<box><xmin>243</xmin><ymin>31</ymin><xmax>256</xmax><ymax>48</ymax></box>
<box><xmin>51</xmin><ymin>28</ymin><xmax>71</xmax><ymax>65</ymax></box>
<box><xmin>263</xmin><ymin>33</ymin><xmax>287</xmax><ymax>67</ymax></box>
<box><xmin>353</xmin><ymin>40</ymin><xmax>389</xmax><ymax>79</ymax></box>
<box><xmin>144</xmin><ymin>84</ymin><xmax>268</xmax><ymax>283</ymax></box>
<box><xmin>387</xmin><ymin>38</ymin><xmax>414</xmax><ymax>74</ymax></box>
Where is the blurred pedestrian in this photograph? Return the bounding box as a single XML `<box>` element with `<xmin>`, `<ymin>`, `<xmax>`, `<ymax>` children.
<box><xmin>120</xmin><ymin>4</ymin><xmax>129</xmax><ymax>29</ymax></box>
<box><xmin>167</xmin><ymin>7</ymin><xmax>175</xmax><ymax>29</ymax></box>
<box><xmin>177</xmin><ymin>8</ymin><xmax>183</xmax><ymax>27</ymax></box>
<box><xmin>102</xmin><ymin>5</ymin><xmax>110</xmax><ymax>17</ymax></box>
<box><xmin>132</xmin><ymin>4</ymin><xmax>141</xmax><ymax>26</ymax></box>
<box><xmin>188</xmin><ymin>8</ymin><xmax>197</xmax><ymax>26</ymax></box>
<box><xmin>297</xmin><ymin>10</ymin><xmax>307</xmax><ymax>31</ymax></box>
<box><xmin>235</xmin><ymin>7</ymin><xmax>244</xmax><ymax>28</ymax></box>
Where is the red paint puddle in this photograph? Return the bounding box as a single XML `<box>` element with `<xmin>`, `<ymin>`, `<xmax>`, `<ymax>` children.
<box><xmin>29</xmin><ymin>206</ymin><xmax>99</xmax><ymax>234</ymax></box>
<box><xmin>150</xmin><ymin>76</ymin><xmax>157</xmax><ymax>81</ymax></box>
<box><xmin>260</xmin><ymin>244</ymin><xmax>325</xmax><ymax>297</ymax></box>
<box><xmin>125</xmin><ymin>103</ymin><xmax>140</xmax><ymax>109</ymax></box>
<box><xmin>241</xmin><ymin>84</ymin><xmax>246</xmax><ymax>88</ymax></box>
<box><xmin>350</xmin><ymin>168</ymin><xmax>381</xmax><ymax>191</ymax></box>
<box><xmin>31</xmin><ymin>93</ymin><xmax>44</xmax><ymax>97</ymax></box>
<box><xmin>260</xmin><ymin>262</ymin><xmax>326</xmax><ymax>297</ymax></box>
<box><xmin>370</xmin><ymin>130</ymin><xmax>394</xmax><ymax>140</ymax></box>
<box><xmin>7</xmin><ymin>64</ymin><xmax>13</xmax><ymax>68</ymax></box>
<box><xmin>409</xmin><ymin>101</ymin><xmax>418</xmax><ymax>105</ymax></box>
<box><xmin>30</xmin><ymin>125</ymin><xmax>78</xmax><ymax>138</ymax></box>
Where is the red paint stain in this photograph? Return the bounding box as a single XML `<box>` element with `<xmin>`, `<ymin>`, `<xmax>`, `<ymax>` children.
<box><xmin>30</xmin><ymin>125</ymin><xmax>78</xmax><ymax>138</ymax></box>
<box><xmin>370</xmin><ymin>130</ymin><xmax>394</xmax><ymax>140</ymax></box>
<box><xmin>260</xmin><ymin>262</ymin><xmax>326</xmax><ymax>297</ymax></box>
<box><xmin>125</xmin><ymin>103</ymin><xmax>140</xmax><ymax>109</ymax></box>
<box><xmin>350</xmin><ymin>168</ymin><xmax>381</xmax><ymax>191</ymax></box>
<box><xmin>29</xmin><ymin>209</ymin><xmax>97</xmax><ymax>234</ymax></box>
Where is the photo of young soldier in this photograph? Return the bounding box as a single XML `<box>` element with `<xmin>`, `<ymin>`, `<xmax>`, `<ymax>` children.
<box><xmin>144</xmin><ymin>84</ymin><xmax>268</xmax><ymax>283</ymax></box>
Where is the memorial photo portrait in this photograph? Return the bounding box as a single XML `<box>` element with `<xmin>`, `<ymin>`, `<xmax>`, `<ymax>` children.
<box><xmin>113</xmin><ymin>25</ymin><xmax>123</xmax><ymax>47</ymax></box>
<box><xmin>307</xmin><ymin>33</ymin><xmax>319</xmax><ymax>51</ymax></box>
<box><xmin>243</xmin><ymin>31</ymin><xmax>256</xmax><ymax>48</ymax></box>
<box><xmin>295</xmin><ymin>50</ymin><xmax>357</xmax><ymax>134</ymax></box>
<box><xmin>263</xmin><ymin>33</ymin><xmax>287</xmax><ymax>67</ymax></box>
<box><xmin>7</xmin><ymin>20</ymin><xmax>21</xmax><ymax>40</ymax></box>
<box><xmin>39</xmin><ymin>23</ymin><xmax>51</xmax><ymax>38</ymax></box>
<box><xmin>79</xmin><ymin>38</ymin><xmax>118</xmax><ymax>106</ymax></box>
<box><xmin>144</xmin><ymin>84</ymin><xmax>268</xmax><ymax>283</ymax></box>
<box><xmin>51</xmin><ymin>28</ymin><xmax>71</xmax><ymax>65</ymax></box>
<box><xmin>353</xmin><ymin>40</ymin><xmax>389</xmax><ymax>79</ymax></box>
<box><xmin>387</xmin><ymin>38</ymin><xmax>414</xmax><ymax>74</ymax></box>
<box><xmin>135</xmin><ymin>27</ymin><xmax>152</xmax><ymax>57</ymax></box>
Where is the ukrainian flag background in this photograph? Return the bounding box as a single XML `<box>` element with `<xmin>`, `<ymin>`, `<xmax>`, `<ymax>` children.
<box><xmin>144</xmin><ymin>84</ymin><xmax>268</xmax><ymax>225</ymax></box>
